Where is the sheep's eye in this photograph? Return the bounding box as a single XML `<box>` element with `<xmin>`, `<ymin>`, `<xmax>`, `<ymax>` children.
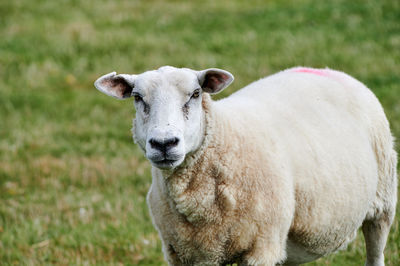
<box><xmin>133</xmin><ymin>94</ymin><xmax>143</xmax><ymax>102</ymax></box>
<box><xmin>191</xmin><ymin>89</ymin><xmax>201</xmax><ymax>99</ymax></box>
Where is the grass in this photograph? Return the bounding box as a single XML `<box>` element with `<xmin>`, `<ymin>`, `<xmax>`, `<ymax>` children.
<box><xmin>0</xmin><ymin>0</ymin><xmax>399</xmax><ymax>264</ymax></box>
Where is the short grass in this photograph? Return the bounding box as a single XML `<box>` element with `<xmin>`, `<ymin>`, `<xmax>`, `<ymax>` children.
<box><xmin>0</xmin><ymin>0</ymin><xmax>399</xmax><ymax>265</ymax></box>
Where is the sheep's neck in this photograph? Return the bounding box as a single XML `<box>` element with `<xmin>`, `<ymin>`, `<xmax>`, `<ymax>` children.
<box><xmin>163</xmin><ymin>96</ymin><xmax>235</xmax><ymax>224</ymax></box>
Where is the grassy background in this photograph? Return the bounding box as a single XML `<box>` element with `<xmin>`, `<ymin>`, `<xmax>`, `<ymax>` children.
<box><xmin>0</xmin><ymin>0</ymin><xmax>399</xmax><ymax>264</ymax></box>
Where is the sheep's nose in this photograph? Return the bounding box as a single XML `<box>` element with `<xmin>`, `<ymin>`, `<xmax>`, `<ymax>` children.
<box><xmin>149</xmin><ymin>137</ymin><xmax>180</xmax><ymax>152</ymax></box>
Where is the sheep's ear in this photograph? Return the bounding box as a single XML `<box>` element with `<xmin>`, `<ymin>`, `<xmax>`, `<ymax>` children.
<box><xmin>197</xmin><ymin>68</ymin><xmax>234</xmax><ymax>94</ymax></box>
<box><xmin>94</xmin><ymin>72</ymin><xmax>137</xmax><ymax>99</ymax></box>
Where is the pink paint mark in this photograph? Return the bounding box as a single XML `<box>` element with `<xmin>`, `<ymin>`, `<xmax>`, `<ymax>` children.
<box><xmin>293</xmin><ymin>67</ymin><xmax>329</xmax><ymax>76</ymax></box>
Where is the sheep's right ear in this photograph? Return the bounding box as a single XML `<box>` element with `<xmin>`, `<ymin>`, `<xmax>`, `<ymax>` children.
<box><xmin>94</xmin><ymin>72</ymin><xmax>137</xmax><ymax>99</ymax></box>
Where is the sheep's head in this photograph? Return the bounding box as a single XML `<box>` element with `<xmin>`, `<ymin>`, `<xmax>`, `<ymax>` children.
<box><xmin>95</xmin><ymin>66</ymin><xmax>234</xmax><ymax>170</ymax></box>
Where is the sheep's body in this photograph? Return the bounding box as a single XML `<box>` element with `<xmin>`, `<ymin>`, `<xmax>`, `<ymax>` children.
<box><xmin>147</xmin><ymin>68</ymin><xmax>397</xmax><ymax>265</ymax></box>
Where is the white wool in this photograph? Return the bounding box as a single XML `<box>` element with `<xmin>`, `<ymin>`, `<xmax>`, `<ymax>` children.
<box><xmin>95</xmin><ymin>66</ymin><xmax>397</xmax><ymax>266</ymax></box>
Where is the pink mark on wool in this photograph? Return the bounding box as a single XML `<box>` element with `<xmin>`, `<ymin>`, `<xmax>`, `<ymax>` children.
<box><xmin>293</xmin><ymin>67</ymin><xmax>329</xmax><ymax>76</ymax></box>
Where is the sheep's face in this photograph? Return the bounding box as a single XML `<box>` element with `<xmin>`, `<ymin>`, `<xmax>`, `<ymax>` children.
<box><xmin>95</xmin><ymin>66</ymin><xmax>233</xmax><ymax>170</ymax></box>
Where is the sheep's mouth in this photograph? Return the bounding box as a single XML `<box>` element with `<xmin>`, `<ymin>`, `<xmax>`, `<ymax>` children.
<box><xmin>152</xmin><ymin>158</ymin><xmax>180</xmax><ymax>170</ymax></box>
<box><xmin>157</xmin><ymin>159</ymin><xmax>177</xmax><ymax>164</ymax></box>
<box><xmin>147</xmin><ymin>152</ymin><xmax>185</xmax><ymax>170</ymax></box>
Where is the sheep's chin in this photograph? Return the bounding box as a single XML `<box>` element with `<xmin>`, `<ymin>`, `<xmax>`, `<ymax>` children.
<box><xmin>150</xmin><ymin>156</ymin><xmax>185</xmax><ymax>170</ymax></box>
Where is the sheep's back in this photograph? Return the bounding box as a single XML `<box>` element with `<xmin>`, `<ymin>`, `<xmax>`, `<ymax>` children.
<box><xmin>215</xmin><ymin>67</ymin><xmax>389</xmax><ymax>255</ymax></box>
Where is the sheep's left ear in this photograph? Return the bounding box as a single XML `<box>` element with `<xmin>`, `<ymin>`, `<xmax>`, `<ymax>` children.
<box><xmin>94</xmin><ymin>72</ymin><xmax>137</xmax><ymax>100</ymax></box>
<box><xmin>197</xmin><ymin>68</ymin><xmax>234</xmax><ymax>94</ymax></box>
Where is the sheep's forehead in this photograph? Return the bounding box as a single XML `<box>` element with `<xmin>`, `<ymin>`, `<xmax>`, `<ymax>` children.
<box><xmin>135</xmin><ymin>67</ymin><xmax>198</xmax><ymax>99</ymax></box>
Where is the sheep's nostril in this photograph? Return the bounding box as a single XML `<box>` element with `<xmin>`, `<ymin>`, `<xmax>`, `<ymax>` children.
<box><xmin>149</xmin><ymin>137</ymin><xmax>180</xmax><ymax>152</ymax></box>
<box><xmin>149</xmin><ymin>138</ymin><xmax>163</xmax><ymax>151</ymax></box>
<box><xmin>165</xmin><ymin>137</ymin><xmax>179</xmax><ymax>148</ymax></box>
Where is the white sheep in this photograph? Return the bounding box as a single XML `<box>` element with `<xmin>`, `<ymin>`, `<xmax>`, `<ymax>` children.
<box><xmin>95</xmin><ymin>66</ymin><xmax>397</xmax><ymax>266</ymax></box>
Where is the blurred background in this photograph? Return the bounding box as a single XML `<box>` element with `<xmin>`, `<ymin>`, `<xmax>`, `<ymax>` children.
<box><xmin>0</xmin><ymin>0</ymin><xmax>399</xmax><ymax>264</ymax></box>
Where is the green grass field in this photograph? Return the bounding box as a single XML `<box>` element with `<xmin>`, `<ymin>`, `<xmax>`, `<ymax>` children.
<box><xmin>0</xmin><ymin>0</ymin><xmax>399</xmax><ymax>265</ymax></box>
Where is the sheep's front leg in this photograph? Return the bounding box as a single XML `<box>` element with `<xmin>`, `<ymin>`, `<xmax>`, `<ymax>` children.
<box><xmin>240</xmin><ymin>236</ymin><xmax>287</xmax><ymax>266</ymax></box>
<box><xmin>163</xmin><ymin>242</ymin><xmax>184</xmax><ymax>266</ymax></box>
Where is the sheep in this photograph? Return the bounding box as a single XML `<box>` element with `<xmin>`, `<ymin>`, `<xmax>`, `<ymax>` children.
<box><xmin>94</xmin><ymin>66</ymin><xmax>397</xmax><ymax>266</ymax></box>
